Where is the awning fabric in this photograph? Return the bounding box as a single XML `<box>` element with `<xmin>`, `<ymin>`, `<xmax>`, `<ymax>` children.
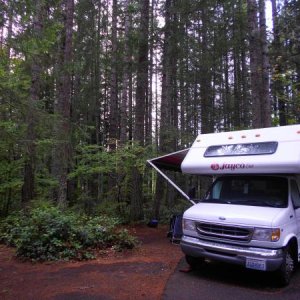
<box><xmin>148</xmin><ymin>148</ymin><xmax>190</xmax><ymax>172</ymax></box>
<box><xmin>147</xmin><ymin>148</ymin><xmax>195</xmax><ymax>204</ymax></box>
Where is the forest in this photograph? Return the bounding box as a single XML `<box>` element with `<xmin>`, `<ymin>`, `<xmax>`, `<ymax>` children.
<box><xmin>0</xmin><ymin>0</ymin><xmax>299</xmax><ymax>226</ymax></box>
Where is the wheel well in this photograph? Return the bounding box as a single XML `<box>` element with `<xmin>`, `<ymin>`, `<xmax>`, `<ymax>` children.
<box><xmin>287</xmin><ymin>237</ymin><xmax>298</xmax><ymax>263</ymax></box>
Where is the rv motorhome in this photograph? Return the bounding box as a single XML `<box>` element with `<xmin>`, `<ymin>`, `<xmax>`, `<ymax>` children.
<box><xmin>148</xmin><ymin>125</ymin><xmax>300</xmax><ymax>286</ymax></box>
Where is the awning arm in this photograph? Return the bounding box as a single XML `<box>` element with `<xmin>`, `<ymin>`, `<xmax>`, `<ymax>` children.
<box><xmin>147</xmin><ymin>159</ymin><xmax>196</xmax><ymax>205</ymax></box>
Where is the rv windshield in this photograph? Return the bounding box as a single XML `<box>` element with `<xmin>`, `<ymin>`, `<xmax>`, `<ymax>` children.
<box><xmin>204</xmin><ymin>176</ymin><xmax>288</xmax><ymax>208</ymax></box>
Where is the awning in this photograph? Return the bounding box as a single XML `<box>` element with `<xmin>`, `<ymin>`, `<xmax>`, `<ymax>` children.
<box><xmin>147</xmin><ymin>149</ymin><xmax>196</xmax><ymax>205</ymax></box>
<box><xmin>147</xmin><ymin>148</ymin><xmax>190</xmax><ymax>172</ymax></box>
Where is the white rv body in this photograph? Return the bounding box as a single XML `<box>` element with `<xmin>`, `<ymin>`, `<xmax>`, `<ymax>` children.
<box><xmin>148</xmin><ymin>124</ymin><xmax>300</xmax><ymax>286</ymax></box>
<box><xmin>181</xmin><ymin>125</ymin><xmax>300</xmax><ymax>174</ymax></box>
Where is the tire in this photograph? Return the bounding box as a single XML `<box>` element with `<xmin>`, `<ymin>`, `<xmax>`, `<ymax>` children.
<box><xmin>276</xmin><ymin>246</ymin><xmax>295</xmax><ymax>287</ymax></box>
<box><xmin>185</xmin><ymin>255</ymin><xmax>205</xmax><ymax>270</ymax></box>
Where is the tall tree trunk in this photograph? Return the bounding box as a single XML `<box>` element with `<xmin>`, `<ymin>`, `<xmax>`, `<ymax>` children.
<box><xmin>247</xmin><ymin>0</ymin><xmax>271</xmax><ymax>128</ymax></box>
<box><xmin>146</xmin><ymin>0</ymin><xmax>155</xmax><ymax>145</ymax></box>
<box><xmin>5</xmin><ymin>3</ymin><xmax>13</xmax><ymax>69</ymax></box>
<box><xmin>241</xmin><ymin>34</ymin><xmax>250</xmax><ymax>127</ymax></box>
<box><xmin>0</xmin><ymin>0</ymin><xmax>13</xmax><ymax>117</ymax></box>
<box><xmin>130</xmin><ymin>0</ymin><xmax>149</xmax><ymax>221</ymax></box>
<box><xmin>52</xmin><ymin>0</ymin><xmax>74</xmax><ymax>206</ymax></box>
<box><xmin>159</xmin><ymin>0</ymin><xmax>173</xmax><ymax>150</ymax></box>
<box><xmin>153</xmin><ymin>0</ymin><xmax>173</xmax><ymax>219</ymax></box>
<box><xmin>232</xmin><ymin>1</ymin><xmax>243</xmax><ymax>129</ymax></box>
<box><xmin>271</xmin><ymin>0</ymin><xmax>286</xmax><ymax>125</ymax></box>
<box><xmin>128</xmin><ymin>69</ymin><xmax>133</xmax><ymax>141</ymax></box>
<box><xmin>1</xmin><ymin>1</ymin><xmax>13</xmax><ymax>119</ymax></box>
<box><xmin>108</xmin><ymin>0</ymin><xmax>118</xmax><ymax>150</ymax></box>
<box><xmin>134</xmin><ymin>0</ymin><xmax>149</xmax><ymax>144</ymax></box>
<box><xmin>247</xmin><ymin>0</ymin><xmax>261</xmax><ymax>128</ymax></box>
<box><xmin>258</xmin><ymin>0</ymin><xmax>271</xmax><ymax>127</ymax></box>
<box><xmin>200</xmin><ymin>5</ymin><xmax>213</xmax><ymax>134</ymax></box>
<box><xmin>120</xmin><ymin>0</ymin><xmax>131</xmax><ymax>145</ymax></box>
<box><xmin>22</xmin><ymin>1</ymin><xmax>44</xmax><ymax>204</ymax></box>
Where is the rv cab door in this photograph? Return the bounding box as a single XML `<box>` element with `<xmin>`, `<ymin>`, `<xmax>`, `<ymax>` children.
<box><xmin>290</xmin><ymin>179</ymin><xmax>300</xmax><ymax>258</ymax></box>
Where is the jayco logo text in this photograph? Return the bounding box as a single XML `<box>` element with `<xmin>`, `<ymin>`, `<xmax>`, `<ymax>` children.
<box><xmin>211</xmin><ymin>163</ymin><xmax>254</xmax><ymax>171</ymax></box>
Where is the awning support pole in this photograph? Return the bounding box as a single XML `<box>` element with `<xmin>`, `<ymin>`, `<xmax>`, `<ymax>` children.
<box><xmin>147</xmin><ymin>160</ymin><xmax>196</xmax><ymax>205</ymax></box>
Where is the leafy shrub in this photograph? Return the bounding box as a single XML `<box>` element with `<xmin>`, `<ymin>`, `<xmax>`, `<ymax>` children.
<box><xmin>0</xmin><ymin>213</ymin><xmax>26</xmax><ymax>246</ymax></box>
<box><xmin>0</xmin><ymin>206</ymin><xmax>138</xmax><ymax>261</ymax></box>
<box><xmin>113</xmin><ymin>229</ymin><xmax>137</xmax><ymax>251</ymax></box>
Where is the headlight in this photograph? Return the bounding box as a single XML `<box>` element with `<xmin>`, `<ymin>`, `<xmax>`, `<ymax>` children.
<box><xmin>182</xmin><ymin>219</ymin><xmax>196</xmax><ymax>231</ymax></box>
<box><xmin>252</xmin><ymin>228</ymin><xmax>281</xmax><ymax>242</ymax></box>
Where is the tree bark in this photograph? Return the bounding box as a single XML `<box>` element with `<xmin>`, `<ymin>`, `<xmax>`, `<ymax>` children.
<box><xmin>258</xmin><ymin>0</ymin><xmax>271</xmax><ymax>127</ymax></box>
<box><xmin>153</xmin><ymin>0</ymin><xmax>175</xmax><ymax>219</ymax></box>
<box><xmin>120</xmin><ymin>0</ymin><xmax>131</xmax><ymax>145</ymax></box>
<box><xmin>199</xmin><ymin>5</ymin><xmax>213</xmax><ymax>134</ymax></box>
<box><xmin>134</xmin><ymin>0</ymin><xmax>149</xmax><ymax>144</ymax></box>
<box><xmin>22</xmin><ymin>1</ymin><xmax>45</xmax><ymax>204</ymax></box>
<box><xmin>108</xmin><ymin>0</ymin><xmax>118</xmax><ymax>150</ymax></box>
<box><xmin>52</xmin><ymin>0</ymin><xmax>74</xmax><ymax>206</ymax></box>
<box><xmin>159</xmin><ymin>0</ymin><xmax>174</xmax><ymax>151</ymax></box>
<box><xmin>271</xmin><ymin>0</ymin><xmax>286</xmax><ymax>125</ymax></box>
<box><xmin>247</xmin><ymin>0</ymin><xmax>262</xmax><ymax>128</ymax></box>
<box><xmin>247</xmin><ymin>0</ymin><xmax>271</xmax><ymax>128</ymax></box>
<box><xmin>130</xmin><ymin>0</ymin><xmax>150</xmax><ymax>221</ymax></box>
<box><xmin>145</xmin><ymin>0</ymin><xmax>155</xmax><ymax>145</ymax></box>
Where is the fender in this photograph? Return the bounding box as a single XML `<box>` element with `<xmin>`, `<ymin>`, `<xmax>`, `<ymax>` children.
<box><xmin>282</xmin><ymin>233</ymin><xmax>298</xmax><ymax>249</ymax></box>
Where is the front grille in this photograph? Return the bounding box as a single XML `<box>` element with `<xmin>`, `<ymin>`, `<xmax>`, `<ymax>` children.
<box><xmin>196</xmin><ymin>222</ymin><xmax>253</xmax><ymax>242</ymax></box>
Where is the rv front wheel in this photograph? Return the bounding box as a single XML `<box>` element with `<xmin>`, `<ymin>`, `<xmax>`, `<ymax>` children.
<box><xmin>276</xmin><ymin>246</ymin><xmax>295</xmax><ymax>286</ymax></box>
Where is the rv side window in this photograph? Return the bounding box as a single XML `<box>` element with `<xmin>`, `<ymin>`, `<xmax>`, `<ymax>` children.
<box><xmin>291</xmin><ymin>180</ymin><xmax>300</xmax><ymax>208</ymax></box>
<box><xmin>204</xmin><ymin>141</ymin><xmax>278</xmax><ymax>157</ymax></box>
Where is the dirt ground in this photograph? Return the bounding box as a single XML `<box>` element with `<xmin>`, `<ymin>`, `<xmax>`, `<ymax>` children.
<box><xmin>0</xmin><ymin>225</ymin><xmax>183</xmax><ymax>300</ymax></box>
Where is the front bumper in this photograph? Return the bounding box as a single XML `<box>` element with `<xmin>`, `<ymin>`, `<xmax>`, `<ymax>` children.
<box><xmin>181</xmin><ymin>235</ymin><xmax>284</xmax><ymax>271</ymax></box>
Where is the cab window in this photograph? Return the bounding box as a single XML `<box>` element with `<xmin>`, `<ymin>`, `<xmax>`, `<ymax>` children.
<box><xmin>290</xmin><ymin>180</ymin><xmax>300</xmax><ymax>208</ymax></box>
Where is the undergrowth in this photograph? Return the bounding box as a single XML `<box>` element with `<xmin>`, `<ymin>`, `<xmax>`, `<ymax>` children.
<box><xmin>0</xmin><ymin>206</ymin><xmax>138</xmax><ymax>261</ymax></box>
